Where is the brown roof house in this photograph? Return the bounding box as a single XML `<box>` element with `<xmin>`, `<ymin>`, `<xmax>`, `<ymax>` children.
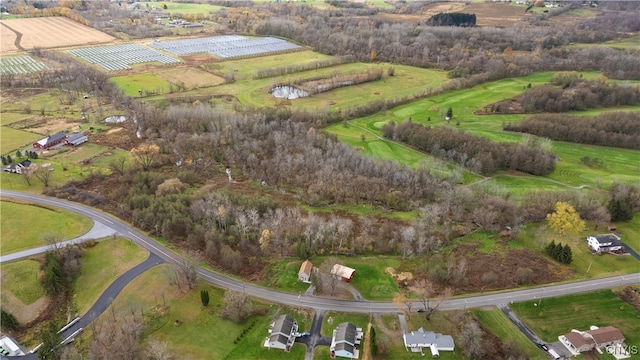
<box><xmin>298</xmin><ymin>260</ymin><xmax>313</xmax><ymax>283</ymax></box>
<box><xmin>560</xmin><ymin>326</ymin><xmax>625</xmax><ymax>355</ymax></box>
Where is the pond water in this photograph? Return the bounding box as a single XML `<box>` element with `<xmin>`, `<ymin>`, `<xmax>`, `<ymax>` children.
<box><xmin>104</xmin><ymin>115</ymin><xmax>127</xmax><ymax>123</ymax></box>
<box><xmin>271</xmin><ymin>86</ymin><xmax>309</xmax><ymax>100</ymax></box>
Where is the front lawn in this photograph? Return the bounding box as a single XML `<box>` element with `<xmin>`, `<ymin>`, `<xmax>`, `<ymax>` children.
<box><xmin>511</xmin><ymin>289</ymin><xmax>640</xmax><ymax>344</ymax></box>
<box><xmin>474</xmin><ymin>307</ymin><xmax>545</xmax><ymax>359</ymax></box>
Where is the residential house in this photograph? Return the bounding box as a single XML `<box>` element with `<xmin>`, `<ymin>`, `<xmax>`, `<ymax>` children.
<box><xmin>403</xmin><ymin>327</ymin><xmax>455</xmax><ymax>358</ymax></box>
<box><xmin>3</xmin><ymin>159</ymin><xmax>31</xmax><ymax>174</ymax></box>
<box><xmin>587</xmin><ymin>234</ymin><xmax>622</xmax><ymax>253</ymax></box>
<box><xmin>298</xmin><ymin>260</ymin><xmax>313</xmax><ymax>283</ymax></box>
<box><xmin>263</xmin><ymin>314</ymin><xmax>298</xmax><ymax>352</ymax></box>
<box><xmin>563</xmin><ymin>326</ymin><xmax>625</xmax><ymax>354</ymax></box>
<box><xmin>33</xmin><ymin>131</ymin><xmax>66</xmax><ymax>149</ymax></box>
<box><xmin>331</xmin><ymin>264</ymin><xmax>356</xmax><ymax>283</ymax></box>
<box><xmin>330</xmin><ymin>322</ymin><xmax>363</xmax><ymax>359</ymax></box>
<box><xmin>65</xmin><ymin>132</ymin><xmax>88</xmax><ymax>147</ymax></box>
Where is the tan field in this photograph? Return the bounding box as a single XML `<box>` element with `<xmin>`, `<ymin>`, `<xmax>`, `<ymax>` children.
<box><xmin>0</xmin><ymin>23</ymin><xmax>19</xmax><ymax>52</ymax></box>
<box><xmin>0</xmin><ymin>17</ymin><xmax>115</xmax><ymax>54</ymax></box>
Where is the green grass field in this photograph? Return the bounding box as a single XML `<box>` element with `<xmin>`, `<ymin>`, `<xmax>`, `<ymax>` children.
<box><xmin>339</xmin><ymin>257</ymin><xmax>402</xmax><ymax>300</ymax></box>
<box><xmin>0</xmin><ymin>200</ymin><xmax>93</xmax><ymax>255</ymax></box>
<box><xmin>0</xmin><ymin>260</ymin><xmax>44</xmax><ymax>305</ymax></box>
<box><xmin>110</xmin><ymin>73</ymin><xmax>172</xmax><ymax>97</ymax></box>
<box><xmin>0</xmin><ymin>126</ymin><xmax>41</xmax><ymax>154</ymax></box>
<box><xmin>139</xmin><ymin>1</ymin><xmax>223</xmax><ymax>15</ymax></box>
<box><xmin>511</xmin><ymin>289</ymin><xmax>640</xmax><ymax>345</ymax></box>
<box><xmin>104</xmin><ymin>264</ymin><xmax>311</xmax><ymax>359</ymax></box>
<box><xmin>0</xmin><ymin>113</ymin><xmax>31</xmax><ymax>126</ymax></box>
<box><xmin>74</xmin><ymin>238</ymin><xmax>150</xmax><ymax>314</ymax></box>
<box><xmin>321</xmin><ymin>311</ymin><xmax>370</xmax><ymax>337</ymax></box>
<box><xmin>474</xmin><ymin>307</ymin><xmax>545</xmax><ymax>359</ymax></box>
<box><xmin>260</xmin><ymin>259</ymin><xmax>313</xmax><ymax>294</ymax></box>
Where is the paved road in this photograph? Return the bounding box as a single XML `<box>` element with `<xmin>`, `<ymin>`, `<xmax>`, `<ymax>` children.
<box><xmin>2</xmin><ymin>190</ymin><xmax>639</xmax><ymax>356</ymax></box>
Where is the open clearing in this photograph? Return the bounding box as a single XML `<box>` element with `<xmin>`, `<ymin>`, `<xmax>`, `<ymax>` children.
<box><xmin>0</xmin><ymin>259</ymin><xmax>47</xmax><ymax>325</ymax></box>
<box><xmin>0</xmin><ymin>200</ymin><xmax>93</xmax><ymax>255</ymax></box>
<box><xmin>155</xmin><ymin>66</ymin><xmax>225</xmax><ymax>89</ymax></box>
<box><xmin>0</xmin><ymin>17</ymin><xmax>114</xmax><ymax>53</ymax></box>
<box><xmin>0</xmin><ymin>23</ymin><xmax>19</xmax><ymax>52</ymax></box>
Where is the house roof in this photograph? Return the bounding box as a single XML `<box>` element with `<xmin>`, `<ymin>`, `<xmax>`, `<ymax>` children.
<box><xmin>299</xmin><ymin>260</ymin><xmax>313</xmax><ymax>276</ymax></box>
<box><xmin>565</xmin><ymin>332</ymin><xmax>592</xmax><ymax>348</ymax></box>
<box><xmin>19</xmin><ymin>159</ymin><xmax>31</xmax><ymax>167</ymax></box>
<box><xmin>334</xmin><ymin>342</ymin><xmax>355</xmax><ymax>354</ymax></box>
<box><xmin>565</xmin><ymin>326</ymin><xmax>624</xmax><ymax>348</ymax></box>
<box><xmin>593</xmin><ymin>234</ymin><xmax>621</xmax><ymax>246</ymax></box>
<box><xmin>272</xmin><ymin>315</ymin><xmax>296</xmax><ymax>336</ymax></box>
<box><xmin>66</xmin><ymin>133</ymin><xmax>88</xmax><ymax>145</ymax></box>
<box><xmin>404</xmin><ymin>328</ymin><xmax>455</xmax><ymax>349</ymax></box>
<box><xmin>589</xmin><ymin>326</ymin><xmax>624</xmax><ymax>343</ymax></box>
<box><xmin>331</xmin><ymin>264</ymin><xmax>355</xmax><ymax>279</ymax></box>
<box><xmin>269</xmin><ymin>333</ymin><xmax>289</xmax><ymax>345</ymax></box>
<box><xmin>36</xmin><ymin>131</ymin><xmax>66</xmax><ymax>146</ymax></box>
<box><xmin>334</xmin><ymin>322</ymin><xmax>357</xmax><ymax>345</ymax></box>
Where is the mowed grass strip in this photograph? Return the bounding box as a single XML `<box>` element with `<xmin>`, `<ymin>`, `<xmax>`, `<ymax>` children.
<box><xmin>511</xmin><ymin>289</ymin><xmax>640</xmax><ymax>344</ymax></box>
<box><xmin>0</xmin><ymin>259</ymin><xmax>44</xmax><ymax>305</ymax></box>
<box><xmin>0</xmin><ymin>200</ymin><xmax>93</xmax><ymax>255</ymax></box>
<box><xmin>74</xmin><ymin>238</ymin><xmax>149</xmax><ymax>314</ymax></box>
<box><xmin>474</xmin><ymin>307</ymin><xmax>545</xmax><ymax>360</ymax></box>
<box><xmin>0</xmin><ymin>113</ymin><xmax>31</xmax><ymax>126</ymax></box>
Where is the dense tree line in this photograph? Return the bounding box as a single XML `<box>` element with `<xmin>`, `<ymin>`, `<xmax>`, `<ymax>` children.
<box><xmin>504</xmin><ymin>112</ymin><xmax>640</xmax><ymax>150</ymax></box>
<box><xmin>546</xmin><ymin>241</ymin><xmax>573</xmax><ymax>264</ymax></box>
<box><xmin>492</xmin><ymin>79</ymin><xmax>640</xmax><ymax>114</ymax></box>
<box><xmin>426</xmin><ymin>13</ymin><xmax>476</xmax><ymax>27</ymax></box>
<box><xmin>383</xmin><ymin>121</ymin><xmax>556</xmax><ymax>176</ymax></box>
<box><xmin>294</xmin><ymin>68</ymin><xmax>383</xmax><ymax>95</ymax></box>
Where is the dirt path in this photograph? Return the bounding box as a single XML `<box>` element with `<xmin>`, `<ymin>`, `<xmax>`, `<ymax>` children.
<box><xmin>0</xmin><ymin>22</ymin><xmax>24</xmax><ymax>51</ymax></box>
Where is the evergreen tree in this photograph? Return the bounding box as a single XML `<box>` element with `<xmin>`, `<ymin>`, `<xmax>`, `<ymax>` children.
<box><xmin>370</xmin><ymin>326</ymin><xmax>378</xmax><ymax>356</ymax></box>
<box><xmin>545</xmin><ymin>240</ymin><xmax>557</xmax><ymax>256</ymax></box>
<box><xmin>1</xmin><ymin>156</ymin><xmax>6</xmax><ymax>165</ymax></box>
<box><xmin>446</xmin><ymin>107</ymin><xmax>453</xmax><ymax>119</ymax></box>
<box><xmin>15</xmin><ymin>150</ymin><xmax>22</xmax><ymax>158</ymax></box>
<box><xmin>200</xmin><ymin>289</ymin><xmax>210</xmax><ymax>307</ymax></box>
<box><xmin>551</xmin><ymin>241</ymin><xmax>563</xmax><ymax>260</ymax></box>
<box><xmin>7</xmin><ymin>155</ymin><xmax>12</xmax><ymax>164</ymax></box>
<box><xmin>1</xmin><ymin>309</ymin><xmax>19</xmax><ymax>331</ymax></box>
<box><xmin>562</xmin><ymin>244</ymin><xmax>573</xmax><ymax>264</ymax></box>
<box><xmin>42</xmin><ymin>252</ymin><xmax>65</xmax><ymax>296</ymax></box>
<box><xmin>608</xmin><ymin>199</ymin><xmax>633</xmax><ymax>222</ymax></box>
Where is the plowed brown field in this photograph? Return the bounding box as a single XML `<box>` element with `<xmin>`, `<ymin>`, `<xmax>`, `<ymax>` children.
<box><xmin>0</xmin><ymin>17</ymin><xmax>114</xmax><ymax>53</ymax></box>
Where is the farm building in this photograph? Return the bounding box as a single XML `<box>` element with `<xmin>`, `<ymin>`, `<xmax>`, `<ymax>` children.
<box><xmin>331</xmin><ymin>264</ymin><xmax>356</xmax><ymax>283</ymax></box>
<box><xmin>298</xmin><ymin>260</ymin><xmax>313</xmax><ymax>283</ymax></box>
<box><xmin>263</xmin><ymin>314</ymin><xmax>298</xmax><ymax>352</ymax></box>
<box><xmin>33</xmin><ymin>131</ymin><xmax>66</xmax><ymax>149</ymax></box>
<box><xmin>587</xmin><ymin>234</ymin><xmax>622</xmax><ymax>253</ymax></box>
<box><xmin>330</xmin><ymin>322</ymin><xmax>363</xmax><ymax>359</ymax></box>
<box><xmin>65</xmin><ymin>132</ymin><xmax>88</xmax><ymax>146</ymax></box>
<box><xmin>403</xmin><ymin>327</ymin><xmax>455</xmax><ymax>357</ymax></box>
<box><xmin>561</xmin><ymin>326</ymin><xmax>625</xmax><ymax>355</ymax></box>
<box><xmin>3</xmin><ymin>159</ymin><xmax>31</xmax><ymax>174</ymax></box>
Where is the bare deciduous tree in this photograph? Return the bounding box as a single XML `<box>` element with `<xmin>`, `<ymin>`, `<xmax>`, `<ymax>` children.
<box><xmin>219</xmin><ymin>290</ymin><xmax>252</xmax><ymax>323</ymax></box>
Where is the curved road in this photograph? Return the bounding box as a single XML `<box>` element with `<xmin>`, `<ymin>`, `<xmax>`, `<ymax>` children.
<box><xmin>1</xmin><ymin>190</ymin><xmax>639</xmax><ymax>357</ymax></box>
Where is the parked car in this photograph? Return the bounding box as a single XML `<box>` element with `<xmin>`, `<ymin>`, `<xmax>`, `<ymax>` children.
<box><xmin>535</xmin><ymin>341</ymin><xmax>549</xmax><ymax>351</ymax></box>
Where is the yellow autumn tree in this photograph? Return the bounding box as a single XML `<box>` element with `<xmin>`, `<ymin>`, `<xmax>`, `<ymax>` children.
<box><xmin>546</xmin><ymin>202</ymin><xmax>586</xmax><ymax>235</ymax></box>
<box><xmin>259</xmin><ymin>229</ymin><xmax>271</xmax><ymax>251</ymax></box>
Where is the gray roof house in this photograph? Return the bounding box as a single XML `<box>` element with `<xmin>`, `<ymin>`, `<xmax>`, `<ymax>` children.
<box><xmin>403</xmin><ymin>327</ymin><xmax>455</xmax><ymax>358</ymax></box>
<box><xmin>3</xmin><ymin>159</ymin><xmax>31</xmax><ymax>174</ymax></box>
<box><xmin>587</xmin><ymin>234</ymin><xmax>622</xmax><ymax>253</ymax></box>
<box><xmin>263</xmin><ymin>314</ymin><xmax>298</xmax><ymax>352</ymax></box>
<box><xmin>330</xmin><ymin>322</ymin><xmax>363</xmax><ymax>359</ymax></box>
<box><xmin>65</xmin><ymin>132</ymin><xmax>88</xmax><ymax>146</ymax></box>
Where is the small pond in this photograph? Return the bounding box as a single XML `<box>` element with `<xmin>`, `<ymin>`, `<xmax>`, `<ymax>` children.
<box><xmin>271</xmin><ymin>86</ymin><xmax>309</xmax><ymax>100</ymax></box>
<box><xmin>104</xmin><ymin>115</ymin><xmax>127</xmax><ymax>123</ymax></box>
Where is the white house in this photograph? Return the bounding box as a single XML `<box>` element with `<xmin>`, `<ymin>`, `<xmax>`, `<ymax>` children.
<box><xmin>331</xmin><ymin>264</ymin><xmax>356</xmax><ymax>283</ymax></box>
<box><xmin>587</xmin><ymin>234</ymin><xmax>622</xmax><ymax>253</ymax></box>
<box><xmin>3</xmin><ymin>159</ymin><xmax>31</xmax><ymax>174</ymax></box>
<box><xmin>330</xmin><ymin>322</ymin><xmax>363</xmax><ymax>359</ymax></box>
<box><xmin>403</xmin><ymin>328</ymin><xmax>455</xmax><ymax>358</ymax></box>
<box><xmin>263</xmin><ymin>314</ymin><xmax>298</xmax><ymax>352</ymax></box>
<box><xmin>298</xmin><ymin>260</ymin><xmax>313</xmax><ymax>283</ymax></box>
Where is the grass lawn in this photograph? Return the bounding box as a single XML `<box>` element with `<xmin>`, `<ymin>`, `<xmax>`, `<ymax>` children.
<box><xmin>73</xmin><ymin>238</ymin><xmax>149</xmax><ymax>314</ymax></box>
<box><xmin>0</xmin><ymin>259</ymin><xmax>44</xmax><ymax>304</ymax></box>
<box><xmin>104</xmin><ymin>264</ymin><xmax>311</xmax><ymax>359</ymax></box>
<box><xmin>513</xmin><ymin>224</ymin><xmax>640</xmax><ymax>279</ymax></box>
<box><xmin>0</xmin><ymin>126</ymin><xmax>41</xmax><ymax>154</ymax></box>
<box><xmin>139</xmin><ymin>1</ymin><xmax>223</xmax><ymax>14</ymax></box>
<box><xmin>0</xmin><ymin>112</ymin><xmax>31</xmax><ymax>126</ymax></box>
<box><xmin>474</xmin><ymin>307</ymin><xmax>545</xmax><ymax>359</ymax></box>
<box><xmin>322</xmin><ymin>311</ymin><xmax>371</xmax><ymax>337</ymax></box>
<box><xmin>50</xmin><ymin>143</ymin><xmax>119</xmax><ymax>165</ymax></box>
<box><xmin>0</xmin><ymin>200</ymin><xmax>93</xmax><ymax>255</ymax></box>
<box><xmin>260</xmin><ymin>258</ymin><xmax>313</xmax><ymax>294</ymax></box>
<box><xmin>511</xmin><ymin>289</ymin><xmax>640</xmax><ymax>344</ymax></box>
<box><xmin>110</xmin><ymin>73</ymin><xmax>172</xmax><ymax>97</ymax></box>
<box><xmin>613</xmin><ymin>213</ymin><xmax>640</xmax><ymax>254</ymax></box>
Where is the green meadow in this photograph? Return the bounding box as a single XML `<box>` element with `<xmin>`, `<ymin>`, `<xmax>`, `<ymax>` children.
<box><xmin>511</xmin><ymin>289</ymin><xmax>640</xmax><ymax>345</ymax></box>
<box><xmin>138</xmin><ymin>1</ymin><xmax>223</xmax><ymax>15</ymax></box>
<box><xmin>0</xmin><ymin>260</ymin><xmax>44</xmax><ymax>305</ymax></box>
<box><xmin>110</xmin><ymin>73</ymin><xmax>172</xmax><ymax>97</ymax></box>
<box><xmin>0</xmin><ymin>200</ymin><xmax>93</xmax><ymax>255</ymax></box>
<box><xmin>0</xmin><ymin>126</ymin><xmax>41</xmax><ymax>154</ymax></box>
<box><xmin>474</xmin><ymin>307</ymin><xmax>544</xmax><ymax>359</ymax></box>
